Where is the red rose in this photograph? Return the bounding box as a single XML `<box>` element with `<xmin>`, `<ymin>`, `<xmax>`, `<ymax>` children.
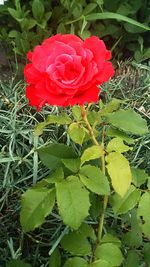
<box><xmin>24</xmin><ymin>34</ymin><xmax>114</xmax><ymax>109</ymax></box>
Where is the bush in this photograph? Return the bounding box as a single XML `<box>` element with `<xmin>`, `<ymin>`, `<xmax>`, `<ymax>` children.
<box><xmin>0</xmin><ymin>0</ymin><xmax>150</xmax><ymax>62</ymax></box>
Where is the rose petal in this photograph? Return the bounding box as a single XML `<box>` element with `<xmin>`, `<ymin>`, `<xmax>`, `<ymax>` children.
<box><xmin>43</xmin><ymin>34</ymin><xmax>82</xmax><ymax>46</ymax></box>
<box><xmin>105</xmin><ymin>50</ymin><xmax>112</xmax><ymax>60</ymax></box>
<box><xmin>27</xmin><ymin>51</ymin><xmax>33</xmax><ymax>61</ymax></box>
<box><xmin>26</xmin><ymin>85</ymin><xmax>46</xmax><ymax>110</ymax></box>
<box><xmin>32</xmin><ymin>45</ymin><xmax>48</xmax><ymax>72</ymax></box>
<box><xmin>45</xmin><ymin>42</ymin><xmax>76</xmax><ymax>68</ymax></box>
<box><xmin>24</xmin><ymin>64</ymin><xmax>41</xmax><ymax>83</ymax></box>
<box><xmin>84</xmin><ymin>36</ymin><xmax>106</xmax><ymax>70</ymax></box>
<box><xmin>68</xmin><ymin>84</ymin><xmax>100</xmax><ymax>106</ymax></box>
<box><xmin>97</xmin><ymin>61</ymin><xmax>115</xmax><ymax>84</ymax></box>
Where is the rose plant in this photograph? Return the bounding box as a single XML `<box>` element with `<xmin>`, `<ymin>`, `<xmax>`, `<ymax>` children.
<box><xmin>20</xmin><ymin>34</ymin><xmax>149</xmax><ymax>267</ymax></box>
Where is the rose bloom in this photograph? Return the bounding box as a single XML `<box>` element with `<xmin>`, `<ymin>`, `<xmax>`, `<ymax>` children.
<box><xmin>24</xmin><ymin>34</ymin><xmax>114</xmax><ymax>109</ymax></box>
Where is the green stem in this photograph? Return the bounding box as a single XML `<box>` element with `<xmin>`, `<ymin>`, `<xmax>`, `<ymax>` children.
<box><xmin>80</xmin><ymin>105</ymin><xmax>108</xmax><ymax>243</ymax></box>
<box><xmin>80</xmin><ymin>105</ymin><xmax>99</xmax><ymax>146</ymax></box>
<box><xmin>97</xmin><ymin>195</ymin><xmax>108</xmax><ymax>242</ymax></box>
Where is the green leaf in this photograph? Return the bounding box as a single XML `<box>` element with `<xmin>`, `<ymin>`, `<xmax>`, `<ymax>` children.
<box><xmin>61</xmin><ymin>158</ymin><xmax>81</xmax><ymax>173</ymax></box>
<box><xmin>72</xmin><ymin>3</ymin><xmax>83</xmax><ymax>18</ymax></box>
<box><xmin>33</xmin><ymin>168</ymin><xmax>64</xmax><ymax>189</ymax></box>
<box><xmin>68</xmin><ymin>123</ymin><xmax>85</xmax><ymax>145</ymax></box>
<box><xmin>35</xmin><ymin>114</ymin><xmax>71</xmax><ymax>136</ymax></box>
<box><xmin>101</xmin><ymin>234</ymin><xmax>121</xmax><ymax>247</ymax></box>
<box><xmin>8</xmin><ymin>8</ymin><xmax>22</xmax><ymax>21</ymax></box>
<box><xmin>20</xmin><ymin>188</ymin><xmax>55</xmax><ymax>232</ymax></box>
<box><xmin>125</xmin><ymin>251</ymin><xmax>139</xmax><ymax>267</ymax></box>
<box><xmin>100</xmin><ymin>98</ymin><xmax>123</xmax><ymax>115</ymax></box>
<box><xmin>57</xmin><ymin>23</ymin><xmax>66</xmax><ymax>34</ymax></box>
<box><xmin>134</xmin><ymin>50</ymin><xmax>143</xmax><ymax>62</ymax></box>
<box><xmin>56</xmin><ymin>176</ymin><xmax>90</xmax><ymax>229</ymax></box>
<box><xmin>99</xmin><ymin>24</ymin><xmax>119</xmax><ymax>38</ymax></box>
<box><xmin>20</xmin><ymin>38</ymin><xmax>30</xmax><ymax>53</ymax></box>
<box><xmin>106</xmin><ymin>152</ymin><xmax>132</xmax><ymax>197</ymax></box>
<box><xmin>106</xmin><ymin>109</ymin><xmax>148</xmax><ymax>135</ymax></box>
<box><xmin>89</xmin><ymin>260</ymin><xmax>109</xmax><ymax>267</ymax></box>
<box><xmin>79</xmin><ymin>165</ymin><xmax>110</xmax><ymax>195</ymax></box>
<box><xmin>46</xmin><ymin>113</ymin><xmax>71</xmax><ymax>125</ymax></box>
<box><xmin>137</xmin><ymin>192</ymin><xmax>150</xmax><ymax>237</ymax></box>
<box><xmin>123</xmin><ymin>230</ymin><xmax>142</xmax><ymax>248</ymax></box>
<box><xmin>81</xmin><ymin>146</ymin><xmax>104</xmax><ymax>166</ymax></box>
<box><xmin>131</xmin><ymin>168</ymin><xmax>149</xmax><ymax>187</ymax></box>
<box><xmin>106</xmin><ymin>128</ymin><xmax>134</xmax><ymax>144</ymax></box>
<box><xmin>37</xmin><ymin>20</ymin><xmax>47</xmax><ymax>29</ymax></box>
<box><xmin>38</xmin><ymin>143</ymin><xmax>77</xmax><ymax>170</ymax></box>
<box><xmin>123</xmin><ymin>209</ymin><xmax>142</xmax><ymax>247</ymax></box>
<box><xmin>45</xmin><ymin>11</ymin><xmax>52</xmax><ymax>21</ymax></box>
<box><xmin>21</xmin><ymin>18</ymin><xmax>37</xmax><ymax>31</ymax></box>
<box><xmin>72</xmin><ymin>105</ymin><xmax>82</xmax><ymax>121</ymax></box>
<box><xmin>106</xmin><ymin>137</ymin><xmax>132</xmax><ymax>153</ymax></box>
<box><xmin>61</xmin><ymin>231</ymin><xmax>91</xmax><ymax>256</ymax></box>
<box><xmin>142</xmin><ymin>48</ymin><xmax>150</xmax><ymax>61</ymax></box>
<box><xmin>118</xmin><ymin>0</ymin><xmax>142</xmax><ymax>15</ymax></box>
<box><xmin>49</xmin><ymin>248</ymin><xmax>61</xmax><ymax>267</ymax></box>
<box><xmin>79</xmin><ymin>223</ymin><xmax>96</xmax><ymax>241</ymax></box>
<box><xmin>111</xmin><ymin>185</ymin><xmax>141</xmax><ymax>215</ymax></box>
<box><xmin>117</xmin><ymin>3</ymin><xmax>136</xmax><ymax>16</ymax></box>
<box><xmin>9</xmin><ymin>30</ymin><xmax>19</xmax><ymax>38</ymax></box>
<box><xmin>34</xmin><ymin>122</ymin><xmax>46</xmax><ymax>136</ymax></box>
<box><xmin>44</xmin><ymin>167</ymin><xmax>64</xmax><ymax>184</ymax></box>
<box><xmin>83</xmin><ymin>3</ymin><xmax>97</xmax><ymax>15</ymax></box>
<box><xmin>95</xmin><ymin>243</ymin><xmax>123</xmax><ymax>267</ymax></box>
<box><xmin>86</xmin><ymin>12</ymin><xmax>150</xmax><ymax>31</ymax></box>
<box><xmin>32</xmin><ymin>0</ymin><xmax>44</xmax><ymax>22</ymax></box>
<box><xmin>87</xmin><ymin>111</ymin><xmax>102</xmax><ymax>126</ymax></box>
<box><xmin>8</xmin><ymin>30</ymin><xmax>18</xmax><ymax>38</ymax></box>
<box><xmin>96</xmin><ymin>0</ymin><xmax>104</xmax><ymax>6</ymax></box>
<box><xmin>79</xmin><ymin>30</ymin><xmax>91</xmax><ymax>40</ymax></box>
<box><xmin>64</xmin><ymin>257</ymin><xmax>88</xmax><ymax>267</ymax></box>
<box><xmin>6</xmin><ymin>260</ymin><xmax>32</xmax><ymax>267</ymax></box>
<box><xmin>144</xmin><ymin>243</ymin><xmax>150</xmax><ymax>265</ymax></box>
<box><xmin>124</xmin><ymin>22</ymin><xmax>146</xmax><ymax>33</ymax></box>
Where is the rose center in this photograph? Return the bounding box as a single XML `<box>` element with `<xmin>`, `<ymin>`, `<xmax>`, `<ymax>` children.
<box><xmin>47</xmin><ymin>54</ymin><xmax>84</xmax><ymax>85</ymax></box>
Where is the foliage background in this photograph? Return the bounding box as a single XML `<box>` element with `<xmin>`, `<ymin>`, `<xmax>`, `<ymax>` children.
<box><xmin>0</xmin><ymin>0</ymin><xmax>150</xmax><ymax>64</ymax></box>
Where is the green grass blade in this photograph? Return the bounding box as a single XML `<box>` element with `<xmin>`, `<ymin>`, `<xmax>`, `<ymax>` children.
<box><xmin>86</xmin><ymin>12</ymin><xmax>150</xmax><ymax>31</ymax></box>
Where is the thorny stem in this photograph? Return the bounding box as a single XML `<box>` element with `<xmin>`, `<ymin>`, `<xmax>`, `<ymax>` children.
<box><xmin>80</xmin><ymin>105</ymin><xmax>99</xmax><ymax>146</ymax></box>
<box><xmin>80</xmin><ymin>105</ymin><xmax>108</xmax><ymax>244</ymax></box>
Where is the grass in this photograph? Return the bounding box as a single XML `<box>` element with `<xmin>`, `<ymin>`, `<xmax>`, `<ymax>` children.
<box><xmin>0</xmin><ymin>77</ymin><xmax>62</xmax><ymax>266</ymax></box>
<box><xmin>0</xmin><ymin>61</ymin><xmax>150</xmax><ymax>267</ymax></box>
